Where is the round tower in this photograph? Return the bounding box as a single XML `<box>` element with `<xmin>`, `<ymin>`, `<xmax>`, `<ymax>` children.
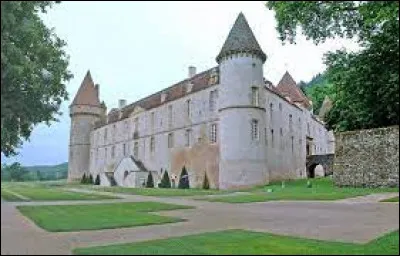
<box><xmin>68</xmin><ymin>71</ymin><xmax>104</xmax><ymax>182</ymax></box>
<box><xmin>217</xmin><ymin>13</ymin><xmax>268</xmax><ymax>189</ymax></box>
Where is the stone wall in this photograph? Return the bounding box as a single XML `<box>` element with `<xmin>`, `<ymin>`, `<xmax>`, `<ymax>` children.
<box><xmin>333</xmin><ymin>126</ymin><xmax>399</xmax><ymax>188</ymax></box>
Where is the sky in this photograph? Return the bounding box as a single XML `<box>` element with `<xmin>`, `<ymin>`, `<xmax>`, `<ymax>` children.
<box><xmin>2</xmin><ymin>1</ymin><xmax>359</xmax><ymax>166</ymax></box>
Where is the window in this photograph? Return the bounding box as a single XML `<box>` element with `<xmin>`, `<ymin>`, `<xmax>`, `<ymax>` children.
<box><xmin>265</xmin><ymin>127</ymin><xmax>268</xmax><ymax>145</ymax></box>
<box><xmin>251</xmin><ymin>119</ymin><xmax>259</xmax><ymax>140</ymax></box>
<box><xmin>291</xmin><ymin>136</ymin><xmax>294</xmax><ymax>153</ymax></box>
<box><xmin>279</xmin><ymin>103</ymin><xmax>282</xmax><ymax>111</ymax></box>
<box><xmin>124</xmin><ymin>121</ymin><xmax>128</xmax><ymax>132</ymax></box>
<box><xmin>269</xmin><ymin>103</ymin><xmax>273</xmax><ymax>121</ymax></box>
<box><xmin>168</xmin><ymin>105</ymin><xmax>173</xmax><ymax>127</ymax></box>
<box><xmin>112</xmin><ymin>125</ymin><xmax>116</xmax><ymax>141</ymax></box>
<box><xmin>289</xmin><ymin>114</ymin><xmax>293</xmax><ymax>132</ymax></box>
<box><xmin>134</xmin><ymin>117</ymin><xmax>139</xmax><ymax>131</ymax></box>
<box><xmin>210</xmin><ymin>124</ymin><xmax>217</xmax><ymax>143</ymax></box>
<box><xmin>251</xmin><ymin>87</ymin><xmax>259</xmax><ymax>106</ymax></box>
<box><xmin>185</xmin><ymin>129</ymin><xmax>192</xmax><ymax>147</ymax></box>
<box><xmin>271</xmin><ymin>129</ymin><xmax>274</xmax><ymax>148</ymax></box>
<box><xmin>307</xmin><ymin>122</ymin><xmax>310</xmax><ymax>135</ymax></box>
<box><xmin>280</xmin><ymin>128</ymin><xmax>283</xmax><ymax>150</ymax></box>
<box><xmin>150</xmin><ymin>136</ymin><xmax>155</xmax><ymax>153</ymax></box>
<box><xmin>186</xmin><ymin>99</ymin><xmax>191</xmax><ymax>118</ymax></box>
<box><xmin>134</xmin><ymin>141</ymin><xmax>139</xmax><ymax>158</ymax></box>
<box><xmin>111</xmin><ymin>146</ymin><xmax>115</xmax><ymax>158</ymax></box>
<box><xmin>168</xmin><ymin>133</ymin><xmax>174</xmax><ymax>148</ymax></box>
<box><xmin>104</xmin><ymin>128</ymin><xmax>108</xmax><ymax>141</ymax></box>
<box><xmin>209</xmin><ymin>90</ymin><xmax>217</xmax><ymax>112</ymax></box>
<box><xmin>151</xmin><ymin>112</ymin><xmax>155</xmax><ymax>130</ymax></box>
<box><xmin>298</xmin><ymin>117</ymin><xmax>301</xmax><ymax>128</ymax></box>
<box><xmin>105</xmin><ymin>148</ymin><xmax>108</xmax><ymax>160</ymax></box>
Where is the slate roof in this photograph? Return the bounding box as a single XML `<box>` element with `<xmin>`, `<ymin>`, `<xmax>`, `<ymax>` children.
<box><xmin>216</xmin><ymin>12</ymin><xmax>266</xmax><ymax>63</ymax></box>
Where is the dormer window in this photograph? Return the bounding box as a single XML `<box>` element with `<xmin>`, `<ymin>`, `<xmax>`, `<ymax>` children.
<box><xmin>251</xmin><ymin>87</ymin><xmax>259</xmax><ymax>107</ymax></box>
<box><xmin>161</xmin><ymin>92</ymin><xmax>167</xmax><ymax>103</ymax></box>
<box><xmin>186</xmin><ymin>82</ymin><xmax>193</xmax><ymax>93</ymax></box>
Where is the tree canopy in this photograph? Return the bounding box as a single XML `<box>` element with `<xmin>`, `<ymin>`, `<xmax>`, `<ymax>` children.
<box><xmin>266</xmin><ymin>1</ymin><xmax>399</xmax><ymax>131</ymax></box>
<box><xmin>1</xmin><ymin>1</ymin><xmax>72</xmax><ymax>156</ymax></box>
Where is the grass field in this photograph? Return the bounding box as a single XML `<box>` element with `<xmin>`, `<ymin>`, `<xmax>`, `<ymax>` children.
<box><xmin>17</xmin><ymin>201</ymin><xmax>193</xmax><ymax>232</ymax></box>
<box><xmin>199</xmin><ymin>178</ymin><xmax>399</xmax><ymax>203</ymax></box>
<box><xmin>381</xmin><ymin>196</ymin><xmax>399</xmax><ymax>202</ymax></box>
<box><xmin>90</xmin><ymin>186</ymin><xmax>231</xmax><ymax>197</ymax></box>
<box><xmin>1</xmin><ymin>182</ymin><xmax>118</xmax><ymax>201</ymax></box>
<box><xmin>73</xmin><ymin>229</ymin><xmax>399</xmax><ymax>255</ymax></box>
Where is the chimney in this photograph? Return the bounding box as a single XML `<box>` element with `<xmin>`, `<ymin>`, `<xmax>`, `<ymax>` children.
<box><xmin>188</xmin><ymin>66</ymin><xmax>196</xmax><ymax>78</ymax></box>
<box><xmin>119</xmin><ymin>99</ymin><xmax>127</xmax><ymax>109</ymax></box>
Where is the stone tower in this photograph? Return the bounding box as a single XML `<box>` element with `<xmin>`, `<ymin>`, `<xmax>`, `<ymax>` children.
<box><xmin>217</xmin><ymin>13</ymin><xmax>268</xmax><ymax>189</ymax></box>
<box><xmin>68</xmin><ymin>71</ymin><xmax>104</xmax><ymax>182</ymax></box>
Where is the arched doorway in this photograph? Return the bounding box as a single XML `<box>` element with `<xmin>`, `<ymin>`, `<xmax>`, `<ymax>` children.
<box><xmin>307</xmin><ymin>164</ymin><xmax>316</xmax><ymax>178</ymax></box>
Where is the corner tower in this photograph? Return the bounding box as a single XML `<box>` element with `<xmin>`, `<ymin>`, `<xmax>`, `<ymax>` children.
<box><xmin>217</xmin><ymin>13</ymin><xmax>268</xmax><ymax>189</ymax></box>
<box><xmin>68</xmin><ymin>71</ymin><xmax>104</xmax><ymax>182</ymax></box>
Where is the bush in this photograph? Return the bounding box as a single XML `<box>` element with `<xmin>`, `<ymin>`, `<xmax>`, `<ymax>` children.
<box><xmin>81</xmin><ymin>173</ymin><xmax>87</xmax><ymax>184</ymax></box>
<box><xmin>202</xmin><ymin>172</ymin><xmax>210</xmax><ymax>190</ymax></box>
<box><xmin>89</xmin><ymin>174</ymin><xmax>93</xmax><ymax>184</ymax></box>
<box><xmin>159</xmin><ymin>170</ymin><xmax>171</xmax><ymax>188</ymax></box>
<box><xmin>178</xmin><ymin>166</ymin><xmax>190</xmax><ymax>189</ymax></box>
<box><xmin>94</xmin><ymin>175</ymin><xmax>100</xmax><ymax>185</ymax></box>
<box><xmin>146</xmin><ymin>172</ymin><xmax>154</xmax><ymax>188</ymax></box>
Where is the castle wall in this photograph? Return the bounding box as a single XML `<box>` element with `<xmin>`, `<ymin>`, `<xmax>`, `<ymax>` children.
<box><xmin>90</xmin><ymin>85</ymin><xmax>220</xmax><ymax>188</ymax></box>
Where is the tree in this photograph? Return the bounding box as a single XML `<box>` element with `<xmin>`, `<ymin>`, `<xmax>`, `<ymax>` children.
<box><xmin>159</xmin><ymin>170</ymin><xmax>171</xmax><ymax>188</ymax></box>
<box><xmin>81</xmin><ymin>173</ymin><xmax>87</xmax><ymax>184</ymax></box>
<box><xmin>146</xmin><ymin>172</ymin><xmax>154</xmax><ymax>188</ymax></box>
<box><xmin>266</xmin><ymin>1</ymin><xmax>399</xmax><ymax>131</ymax></box>
<box><xmin>202</xmin><ymin>172</ymin><xmax>210</xmax><ymax>190</ymax></box>
<box><xmin>94</xmin><ymin>174</ymin><xmax>100</xmax><ymax>185</ymax></box>
<box><xmin>1</xmin><ymin>1</ymin><xmax>73</xmax><ymax>157</ymax></box>
<box><xmin>305</xmin><ymin>80</ymin><xmax>335</xmax><ymax>115</ymax></box>
<box><xmin>178</xmin><ymin>166</ymin><xmax>190</xmax><ymax>189</ymax></box>
<box><xmin>88</xmin><ymin>174</ymin><xmax>93</xmax><ymax>184</ymax></box>
<box><xmin>2</xmin><ymin>162</ymin><xmax>28</xmax><ymax>182</ymax></box>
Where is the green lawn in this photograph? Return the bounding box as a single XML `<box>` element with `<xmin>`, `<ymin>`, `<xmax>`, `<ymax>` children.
<box><xmin>17</xmin><ymin>202</ymin><xmax>193</xmax><ymax>232</ymax></box>
<box><xmin>1</xmin><ymin>182</ymin><xmax>118</xmax><ymax>201</ymax></box>
<box><xmin>199</xmin><ymin>178</ymin><xmax>399</xmax><ymax>203</ymax></box>
<box><xmin>381</xmin><ymin>196</ymin><xmax>399</xmax><ymax>202</ymax></box>
<box><xmin>73</xmin><ymin>229</ymin><xmax>399</xmax><ymax>255</ymax></box>
<box><xmin>90</xmin><ymin>186</ymin><xmax>231</xmax><ymax>197</ymax></box>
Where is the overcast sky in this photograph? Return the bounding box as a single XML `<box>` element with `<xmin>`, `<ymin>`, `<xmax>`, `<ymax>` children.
<box><xmin>2</xmin><ymin>1</ymin><xmax>359</xmax><ymax>166</ymax></box>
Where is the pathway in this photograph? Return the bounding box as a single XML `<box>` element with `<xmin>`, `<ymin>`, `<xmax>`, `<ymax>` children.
<box><xmin>1</xmin><ymin>190</ymin><xmax>399</xmax><ymax>255</ymax></box>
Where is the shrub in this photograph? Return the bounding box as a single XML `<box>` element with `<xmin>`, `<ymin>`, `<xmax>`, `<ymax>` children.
<box><xmin>94</xmin><ymin>175</ymin><xmax>100</xmax><ymax>185</ymax></box>
<box><xmin>81</xmin><ymin>173</ymin><xmax>87</xmax><ymax>184</ymax></box>
<box><xmin>159</xmin><ymin>170</ymin><xmax>171</xmax><ymax>188</ymax></box>
<box><xmin>178</xmin><ymin>166</ymin><xmax>190</xmax><ymax>189</ymax></box>
<box><xmin>89</xmin><ymin>174</ymin><xmax>94</xmax><ymax>184</ymax></box>
<box><xmin>202</xmin><ymin>172</ymin><xmax>210</xmax><ymax>190</ymax></box>
<box><xmin>146</xmin><ymin>172</ymin><xmax>154</xmax><ymax>188</ymax></box>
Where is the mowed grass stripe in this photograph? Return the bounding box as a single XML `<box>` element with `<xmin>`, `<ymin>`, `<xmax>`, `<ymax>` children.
<box><xmin>73</xmin><ymin>229</ymin><xmax>399</xmax><ymax>255</ymax></box>
<box><xmin>17</xmin><ymin>202</ymin><xmax>194</xmax><ymax>232</ymax></box>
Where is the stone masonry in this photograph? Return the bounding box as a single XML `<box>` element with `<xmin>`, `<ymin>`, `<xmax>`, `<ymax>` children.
<box><xmin>333</xmin><ymin>126</ymin><xmax>399</xmax><ymax>188</ymax></box>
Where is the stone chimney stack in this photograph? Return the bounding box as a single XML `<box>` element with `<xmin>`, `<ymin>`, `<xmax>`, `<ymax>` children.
<box><xmin>188</xmin><ymin>66</ymin><xmax>196</xmax><ymax>78</ymax></box>
<box><xmin>119</xmin><ymin>99</ymin><xmax>127</xmax><ymax>109</ymax></box>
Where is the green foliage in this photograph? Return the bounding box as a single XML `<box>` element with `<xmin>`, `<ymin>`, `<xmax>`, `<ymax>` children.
<box><xmin>266</xmin><ymin>1</ymin><xmax>399</xmax><ymax>131</ymax></box>
<box><xmin>94</xmin><ymin>175</ymin><xmax>100</xmax><ymax>185</ymax></box>
<box><xmin>146</xmin><ymin>172</ymin><xmax>154</xmax><ymax>188</ymax></box>
<box><xmin>1</xmin><ymin>162</ymin><xmax>28</xmax><ymax>181</ymax></box>
<box><xmin>89</xmin><ymin>174</ymin><xmax>93</xmax><ymax>184</ymax></box>
<box><xmin>1</xmin><ymin>162</ymin><xmax>67</xmax><ymax>182</ymax></box>
<box><xmin>159</xmin><ymin>170</ymin><xmax>171</xmax><ymax>188</ymax></box>
<box><xmin>1</xmin><ymin>1</ymin><xmax>73</xmax><ymax>156</ymax></box>
<box><xmin>178</xmin><ymin>166</ymin><xmax>190</xmax><ymax>189</ymax></box>
<box><xmin>202</xmin><ymin>172</ymin><xmax>210</xmax><ymax>190</ymax></box>
<box><xmin>81</xmin><ymin>173</ymin><xmax>87</xmax><ymax>184</ymax></box>
<box><xmin>305</xmin><ymin>80</ymin><xmax>335</xmax><ymax>114</ymax></box>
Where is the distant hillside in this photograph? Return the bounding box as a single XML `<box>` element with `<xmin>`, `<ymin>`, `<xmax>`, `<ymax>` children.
<box><xmin>299</xmin><ymin>73</ymin><xmax>334</xmax><ymax>115</ymax></box>
<box><xmin>1</xmin><ymin>162</ymin><xmax>68</xmax><ymax>182</ymax></box>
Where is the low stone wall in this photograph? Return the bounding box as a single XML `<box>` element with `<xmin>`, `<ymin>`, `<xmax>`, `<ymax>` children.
<box><xmin>333</xmin><ymin>126</ymin><xmax>399</xmax><ymax>188</ymax></box>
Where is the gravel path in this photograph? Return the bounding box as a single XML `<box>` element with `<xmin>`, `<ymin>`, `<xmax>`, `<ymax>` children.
<box><xmin>1</xmin><ymin>190</ymin><xmax>399</xmax><ymax>255</ymax></box>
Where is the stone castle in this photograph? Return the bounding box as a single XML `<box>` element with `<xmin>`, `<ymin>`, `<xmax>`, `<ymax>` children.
<box><xmin>68</xmin><ymin>13</ymin><xmax>335</xmax><ymax>189</ymax></box>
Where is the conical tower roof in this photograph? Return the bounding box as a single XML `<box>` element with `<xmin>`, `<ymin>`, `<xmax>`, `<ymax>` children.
<box><xmin>216</xmin><ymin>12</ymin><xmax>266</xmax><ymax>63</ymax></box>
<box><xmin>276</xmin><ymin>71</ymin><xmax>311</xmax><ymax>109</ymax></box>
<box><xmin>71</xmin><ymin>70</ymin><xmax>101</xmax><ymax>106</ymax></box>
